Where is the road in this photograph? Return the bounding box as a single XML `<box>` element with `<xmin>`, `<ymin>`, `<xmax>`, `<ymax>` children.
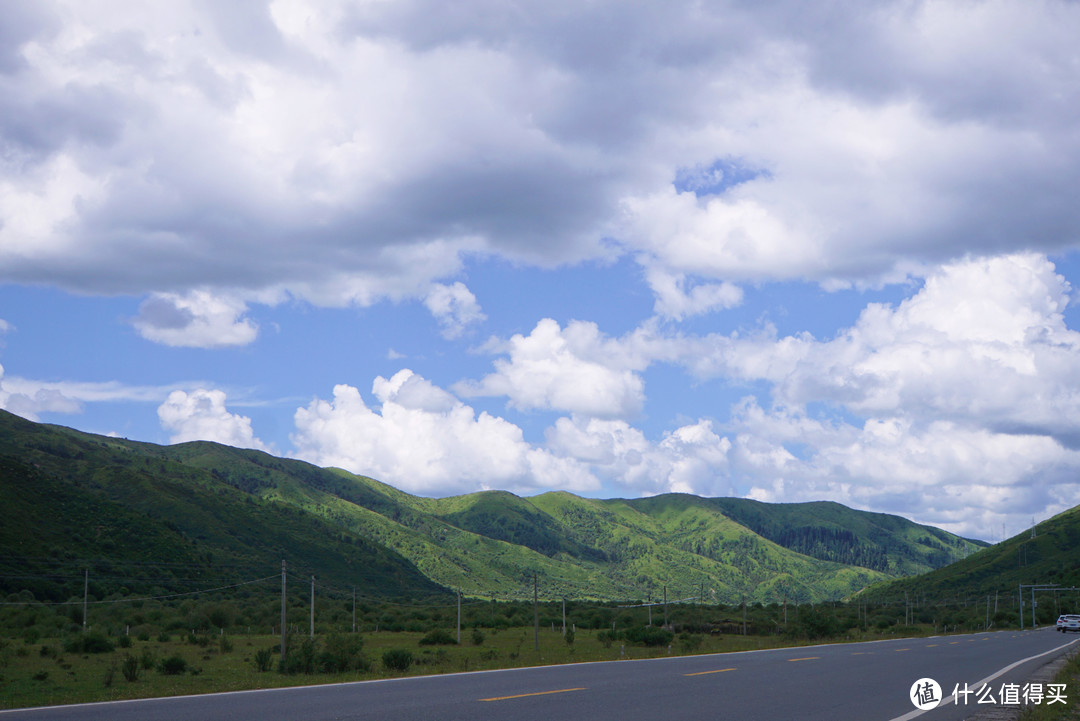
<box><xmin>3</xmin><ymin>627</ymin><xmax>1076</xmax><ymax>721</ymax></box>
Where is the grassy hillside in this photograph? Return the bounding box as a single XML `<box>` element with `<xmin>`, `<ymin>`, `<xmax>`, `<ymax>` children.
<box><xmin>0</xmin><ymin>411</ymin><xmax>447</xmax><ymax>602</ymax></box>
<box><xmin>860</xmin><ymin>504</ymin><xmax>1080</xmax><ymax>608</ymax></box>
<box><xmin>700</xmin><ymin>497</ymin><xmax>980</xmax><ymax>575</ymax></box>
<box><xmin>0</xmin><ymin>410</ymin><xmax>983</xmax><ymax>605</ymax></box>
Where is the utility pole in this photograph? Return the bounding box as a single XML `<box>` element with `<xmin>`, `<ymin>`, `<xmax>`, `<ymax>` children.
<box><xmin>533</xmin><ymin>574</ymin><xmax>539</xmax><ymax>652</ymax></box>
<box><xmin>280</xmin><ymin>561</ymin><xmax>287</xmax><ymax>666</ymax></box>
<box><xmin>457</xmin><ymin>590</ymin><xmax>461</xmax><ymax>644</ymax></box>
<box><xmin>310</xmin><ymin>576</ymin><xmax>315</xmax><ymax>638</ymax></box>
<box><xmin>83</xmin><ymin>569</ymin><xmax>88</xmax><ymax>632</ymax></box>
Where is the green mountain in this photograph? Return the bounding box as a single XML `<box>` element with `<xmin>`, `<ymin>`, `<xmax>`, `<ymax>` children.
<box><xmin>0</xmin><ymin>411</ymin><xmax>447</xmax><ymax>603</ymax></box>
<box><xmin>0</xmin><ymin>410</ymin><xmax>984</xmax><ymax>604</ymax></box>
<box><xmin>859</xmin><ymin>504</ymin><xmax>1080</xmax><ymax>603</ymax></box>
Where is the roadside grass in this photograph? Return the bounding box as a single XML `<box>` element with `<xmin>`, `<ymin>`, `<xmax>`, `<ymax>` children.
<box><xmin>0</xmin><ymin>625</ymin><xmax>980</xmax><ymax>710</ymax></box>
<box><xmin>1018</xmin><ymin>651</ymin><xmax>1080</xmax><ymax>721</ymax></box>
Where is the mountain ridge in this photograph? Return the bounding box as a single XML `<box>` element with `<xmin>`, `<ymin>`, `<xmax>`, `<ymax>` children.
<box><xmin>0</xmin><ymin>409</ymin><xmax>985</xmax><ymax>604</ymax></box>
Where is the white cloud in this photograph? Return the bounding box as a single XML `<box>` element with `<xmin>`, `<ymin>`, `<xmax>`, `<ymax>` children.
<box><xmin>456</xmin><ymin>318</ymin><xmax>647</xmax><ymax>418</ymax></box>
<box><xmin>423</xmin><ymin>281</ymin><xmax>486</xmax><ymax>339</ymax></box>
<box><xmin>0</xmin><ymin>363</ymin><xmax>83</xmax><ymax>421</ymax></box>
<box><xmin>158</xmin><ymin>388</ymin><xmax>268</xmax><ymax>450</ymax></box>
<box><xmin>3</xmin><ymin>1</ymin><xmax>1079</xmax><ymax>322</ymax></box>
<box><xmin>729</xmin><ymin>401</ymin><xmax>1080</xmax><ymax>539</ymax></box>
<box><xmin>291</xmin><ymin>370</ymin><xmax>599</xmax><ymax>496</ymax></box>
<box><xmin>643</xmin><ymin>264</ymin><xmax>743</xmax><ymax>320</ymax></box>
<box><xmin>664</xmin><ymin>253</ymin><xmax>1080</xmax><ymax>536</ymax></box>
<box><xmin>133</xmin><ymin>290</ymin><xmax>258</xmax><ymax>348</ymax></box>
<box><xmin>733</xmin><ymin>254</ymin><xmax>1080</xmax><ymax>444</ymax></box>
<box><xmin>546</xmin><ymin>415</ymin><xmax>732</xmax><ymax>496</ymax></box>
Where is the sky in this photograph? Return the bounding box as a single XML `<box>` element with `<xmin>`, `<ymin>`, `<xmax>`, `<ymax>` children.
<box><xmin>2</xmin><ymin>0</ymin><xmax>1080</xmax><ymax>541</ymax></box>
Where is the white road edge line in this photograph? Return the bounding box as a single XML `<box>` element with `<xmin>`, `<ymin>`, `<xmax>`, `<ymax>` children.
<box><xmin>886</xmin><ymin>636</ymin><xmax>1080</xmax><ymax>721</ymax></box>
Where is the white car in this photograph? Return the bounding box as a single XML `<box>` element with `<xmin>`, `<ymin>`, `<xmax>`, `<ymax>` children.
<box><xmin>1057</xmin><ymin>614</ymin><xmax>1080</xmax><ymax>632</ymax></box>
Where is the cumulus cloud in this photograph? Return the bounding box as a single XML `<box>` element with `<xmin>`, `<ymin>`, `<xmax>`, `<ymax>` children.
<box><xmin>660</xmin><ymin>253</ymin><xmax>1080</xmax><ymax>536</ymax></box>
<box><xmin>291</xmin><ymin>369</ymin><xmax>599</xmax><ymax>496</ymax></box>
<box><xmin>132</xmin><ymin>290</ymin><xmax>258</xmax><ymax>348</ymax></box>
<box><xmin>688</xmin><ymin>254</ymin><xmax>1080</xmax><ymax>444</ymax></box>
<box><xmin>643</xmin><ymin>264</ymin><xmax>744</xmax><ymax>320</ymax></box>
<box><xmin>423</xmin><ymin>282</ymin><xmax>486</xmax><ymax>339</ymax></box>
<box><xmin>158</xmin><ymin>388</ymin><xmax>268</xmax><ymax>450</ymax></box>
<box><xmin>2</xmin><ymin>1</ymin><xmax>1079</xmax><ymax>320</ymax></box>
<box><xmin>0</xmin><ymin>363</ymin><xmax>83</xmax><ymax>421</ymax></box>
<box><xmin>728</xmin><ymin>400</ymin><xmax>1080</xmax><ymax>539</ymax></box>
<box><xmin>546</xmin><ymin>415</ymin><xmax>733</xmax><ymax>496</ymax></box>
<box><xmin>456</xmin><ymin>318</ymin><xmax>648</xmax><ymax>418</ymax></box>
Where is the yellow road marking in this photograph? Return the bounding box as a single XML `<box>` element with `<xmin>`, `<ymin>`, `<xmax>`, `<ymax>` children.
<box><xmin>926</xmin><ymin>644</ymin><xmax>938</xmax><ymax>647</ymax></box>
<box><xmin>950</xmin><ymin>641</ymin><xmax>960</xmax><ymax>645</ymax></box>
<box><xmin>787</xmin><ymin>657</ymin><xmax>819</xmax><ymax>662</ymax></box>
<box><xmin>685</xmin><ymin>668</ymin><xmax>737</xmax><ymax>676</ymax></box>
<box><xmin>851</xmin><ymin>652</ymin><xmax>871</xmax><ymax>655</ymax></box>
<box><xmin>481</xmin><ymin>688</ymin><xmax>587</xmax><ymax>702</ymax></box>
<box><xmin>895</xmin><ymin>648</ymin><xmax>910</xmax><ymax>652</ymax></box>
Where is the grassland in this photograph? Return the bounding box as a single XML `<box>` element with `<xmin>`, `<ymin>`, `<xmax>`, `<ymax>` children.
<box><xmin>0</xmin><ymin>617</ymin><xmax>990</xmax><ymax>711</ymax></box>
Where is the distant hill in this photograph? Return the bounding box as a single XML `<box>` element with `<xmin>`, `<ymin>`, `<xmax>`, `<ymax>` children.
<box><xmin>859</xmin><ymin>504</ymin><xmax>1080</xmax><ymax>604</ymax></box>
<box><xmin>0</xmin><ymin>409</ymin><xmax>985</xmax><ymax>604</ymax></box>
<box><xmin>0</xmin><ymin>411</ymin><xmax>447</xmax><ymax>603</ymax></box>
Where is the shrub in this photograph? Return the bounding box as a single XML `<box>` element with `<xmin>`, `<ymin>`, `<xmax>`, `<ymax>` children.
<box><xmin>121</xmin><ymin>654</ymin><xmax>140</xmax><ymax>682</ymax></box>
<box><xmin>140</xmin><ymin>648</ymin><xmax>156</xmax><ymax>671</ymax></box>
<box><xmin>679</xmin><ymin>633</ymin><xmax>703</xmax><ymax>652</ymax></box>
<box><xmin>117</xmin><ymin>635</ymin><xmax>132</xmax><ymax>648</ymax></box>
<box><xmin>187</xmin><ymin>632</ymin><xmax>210</xmax><ymax>647</ymax></box>
<box><xmin>219</xmin><ymin>635</ymin><xmax>233</xmax><ymax>654</ymax></box>
<box><xmin>319</xmin><ymin>634</ymin><xmax>369</xmax><ymax>674</ymax></box>
<box><xmin>158</xmin><ymin>654</ymin><xmax>188</xmax><ymax>675</ymax></box>
<box><xmin>253</xmin><ymin>648</ymin><xmax>274</xmax><ymax>673</ymax></box>
<box><xmin>564</xmin><ymin>628</ymin><xmax>575</xmax><ymax>647</ymax></box>
<box><xmin>471</xmin><ymin>629</ymin><xmax>485</xmax><ymax>646</ymax></box>
<box><xmin>382</xmin><ymin>648</ymin><xmax>413</xmax><ymax>672</ymax></box>
<box><xmin>280</xmin><ymin>637</ymin><xmax>318</xmax><ymax>675</ymax></box>
<box><xmin>157</xmin><ymin>632</ymin><xmax>171</xmax><ymax>643</ymax></box>
<box><xmin>596</xmin><ymin>630</ymin><xmax>616</xmax><ymax>648</ymax></box>
<box><xmin>799</xmin><ymin>609</ymin><xmax>839</xmax><ymax>640</ymax></box>
<box><xmin>63</xmin><ymin>632</ymin><xmax>114</xmax><ymax>654</ymax></box>
<box><xmin>623</xmin><ymin>626</ymin><xmax>674</xmax><ymax>647</ymax></box>
<box><xmin>419</xmin><ymin>628</ymin><xmax>457</xmax><ymax>646</ymax></box>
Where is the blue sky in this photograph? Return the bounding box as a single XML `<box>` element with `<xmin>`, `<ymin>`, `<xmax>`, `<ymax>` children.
<box><xmin>3</xmin><ymin>1</ymin><xmax>1080</xmax><ymax>541</ymax></box>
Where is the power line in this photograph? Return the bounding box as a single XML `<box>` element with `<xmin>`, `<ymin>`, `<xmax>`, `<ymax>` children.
<box><xmin>0</xmin><ymin>574</ymin><xmax>278</xmax><ymax>606</ymax></box>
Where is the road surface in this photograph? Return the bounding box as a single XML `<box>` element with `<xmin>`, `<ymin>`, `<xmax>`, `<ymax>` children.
<box><xmin>3</xmin><ymin>627</ymin><xmax>1076</xmax><ymax>721</ymax></box>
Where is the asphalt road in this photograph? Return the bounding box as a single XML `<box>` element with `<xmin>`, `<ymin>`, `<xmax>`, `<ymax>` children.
<box><xmin>3</xmin><ymin>627</ymin><xmax>1076</xmax><ymax>721</ymax></box>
